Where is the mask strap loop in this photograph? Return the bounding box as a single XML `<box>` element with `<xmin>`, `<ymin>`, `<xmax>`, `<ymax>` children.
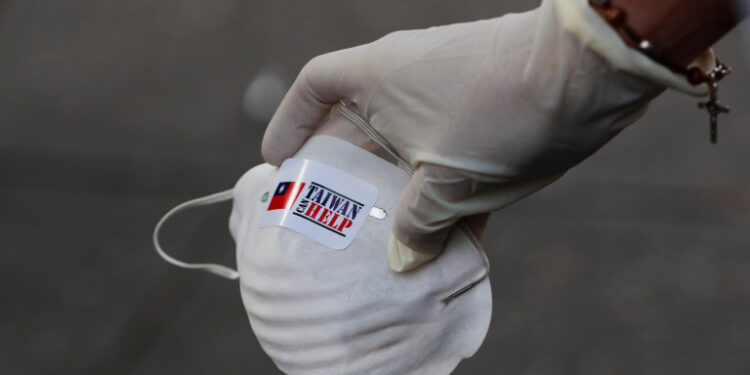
<box><xmin>152</xmin><ymin>189</ymin><xmax>239</xmax><ymax>280</ymax></box>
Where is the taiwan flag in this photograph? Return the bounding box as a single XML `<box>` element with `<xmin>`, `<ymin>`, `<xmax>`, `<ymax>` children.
<box><xmin>267</xmin><ymin>181</ymin><xmax>306</xmax><ymax>211</ymax></box>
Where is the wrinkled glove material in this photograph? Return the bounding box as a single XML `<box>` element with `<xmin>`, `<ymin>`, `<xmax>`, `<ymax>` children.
<box><xmin>262</xmin><ymin>0</ymin><xmax>705</xmax><ymax>268</ymax></box>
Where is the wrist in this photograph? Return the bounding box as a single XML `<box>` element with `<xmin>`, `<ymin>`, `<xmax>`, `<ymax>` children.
<box><xmin>606</xmin><ymin>0</ymin><xmax>739</xmax><ymax>66</ymax></box>
<box><xmin>552</xmin><ymin>0</ymin><xmax>708</xmax><ymax>95</ymax></box>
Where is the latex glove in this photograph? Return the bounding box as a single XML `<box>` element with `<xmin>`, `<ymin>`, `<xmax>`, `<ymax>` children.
<box><xmin>262</xmin><ymin>0</ymin><xmax>712</xmax><ymax>272</ymax></box>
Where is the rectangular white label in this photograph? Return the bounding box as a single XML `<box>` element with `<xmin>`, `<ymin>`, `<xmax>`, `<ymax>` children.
<box><xmin>259</xmin><ymin>158</ymin><xmax>379</xmax><ymax>249</ymax></box>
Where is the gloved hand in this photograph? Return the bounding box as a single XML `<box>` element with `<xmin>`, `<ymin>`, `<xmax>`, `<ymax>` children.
<box><xmin>262</xmin><ymin>0</ymin><xmax>712</xmax><ymax>272</ymax></box>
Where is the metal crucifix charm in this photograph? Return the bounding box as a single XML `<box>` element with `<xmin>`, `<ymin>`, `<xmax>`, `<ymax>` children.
<box><xmin>697</xmin><ymin>62</ymin><xmax>731</xmax><ymax>144</ymax></box>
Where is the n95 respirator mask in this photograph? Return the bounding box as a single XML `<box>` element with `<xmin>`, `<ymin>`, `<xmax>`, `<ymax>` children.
<box><xmin>153</xmin><ymin>107</ymin><xmax>492</xmax><ymax>375</ymax></box>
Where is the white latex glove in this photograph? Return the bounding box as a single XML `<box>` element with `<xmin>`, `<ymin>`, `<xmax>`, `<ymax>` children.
<box><xmin>262</xmin><ymin>0</ymin><xmax>712</xmax><ymax>272</ymax></box>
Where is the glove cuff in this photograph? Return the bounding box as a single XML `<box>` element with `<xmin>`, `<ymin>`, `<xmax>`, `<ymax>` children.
<box><xmin>551</xmin><ymin>0</ymin><xmax>711</xmax><ymax>97</ymax></box>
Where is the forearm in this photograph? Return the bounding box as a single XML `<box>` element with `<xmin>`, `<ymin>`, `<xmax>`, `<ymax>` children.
<box><xmin>612</xmin><ymin>0</ymin><xmax>744</xmax><ymax>66</ymax></box>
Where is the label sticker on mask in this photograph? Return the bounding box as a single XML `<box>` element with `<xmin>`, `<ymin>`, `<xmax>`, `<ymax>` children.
<box><xmin>260</xmin><ymin>158</ymin><xmax>379</xmax><ymax>250</ymax></box>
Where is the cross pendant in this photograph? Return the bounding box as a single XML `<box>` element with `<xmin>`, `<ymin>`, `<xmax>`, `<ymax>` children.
<box><xmin>697</xmin><ymin>62</ymin><xmax>731</xmax><ymax>144</ymax></box>
<box><xmin>698</xmin><ymin>96</ymin><xmax>729</xmax><ymax>144</ymax></box>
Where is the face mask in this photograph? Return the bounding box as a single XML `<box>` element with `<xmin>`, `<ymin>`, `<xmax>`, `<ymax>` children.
<box><xmin>153</xmin><ymin>105</ymin><xmax>492</xmax><ymax>374</ymax></box>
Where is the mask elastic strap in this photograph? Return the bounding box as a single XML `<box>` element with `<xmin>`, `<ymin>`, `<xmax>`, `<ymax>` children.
<box><xmin>152</xmin><ymin>189</ymin><xmax>239</xmax><ymax>280</ymax></box>
<box><xmin>337</xmin><ymin>102</ymin><xmax>490</xmax><ymax>304</ymax></box>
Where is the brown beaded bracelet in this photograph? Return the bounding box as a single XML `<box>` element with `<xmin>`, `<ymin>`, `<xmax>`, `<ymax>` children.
<box><xmin>589</xmin><ymin>0</ymin><xmax>731</xmax><ymax>143</ymax></box>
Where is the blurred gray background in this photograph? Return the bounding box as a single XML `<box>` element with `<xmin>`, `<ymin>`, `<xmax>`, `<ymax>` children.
<box><xmin>2</xmin><ymin>1</ymin><xmax>749</xmax><ymax>374</ymax></box>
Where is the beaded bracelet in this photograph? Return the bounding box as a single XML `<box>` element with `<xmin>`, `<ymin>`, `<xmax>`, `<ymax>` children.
<box><xmin>589</xmin><ymin>0</ymin><xmax>731</xmax><ymax>143</ymax></box>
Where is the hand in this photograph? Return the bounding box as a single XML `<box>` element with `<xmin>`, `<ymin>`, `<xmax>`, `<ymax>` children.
<box><xmin>262</xmin><ymin>0</ymin><xmax>668</xmax><ymax>272</ymax></box>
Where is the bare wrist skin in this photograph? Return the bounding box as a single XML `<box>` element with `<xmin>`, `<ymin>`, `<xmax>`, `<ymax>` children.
<box><xmin>612</xmin><ymin>0</ymin><xmax>744</xmax><ymax>66</ymax></box>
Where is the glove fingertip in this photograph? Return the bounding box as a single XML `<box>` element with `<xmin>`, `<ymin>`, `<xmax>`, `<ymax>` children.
<box><xmin>260</xmin><ymin>138</ymin><xmax>286</xmax><ymax>166</ymax></box>
<box><xmin>387</xmin><ymin>236</ymin><xmax>440</xmax><ymax>273</ymax></box>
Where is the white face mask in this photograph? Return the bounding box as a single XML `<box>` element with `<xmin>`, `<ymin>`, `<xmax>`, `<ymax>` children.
<box><xmin>153</xmin><ymin>107</ymin><xmax>492</xmax><ymax>374</ymax></box>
